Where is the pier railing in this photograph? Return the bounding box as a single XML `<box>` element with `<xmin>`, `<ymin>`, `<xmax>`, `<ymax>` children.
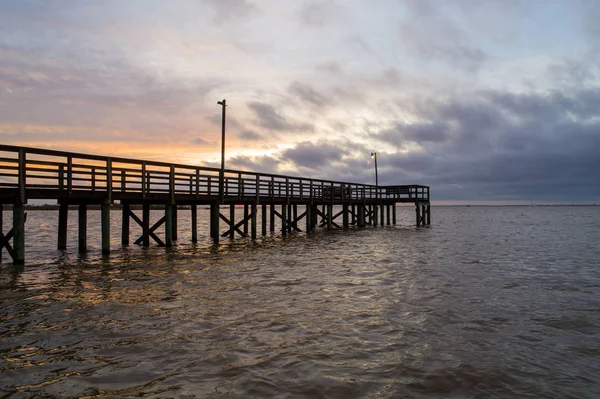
<box><xmin>0</xmin><ymin>145</ymin><xmax>429</xmax><ymax>203</ymax></box>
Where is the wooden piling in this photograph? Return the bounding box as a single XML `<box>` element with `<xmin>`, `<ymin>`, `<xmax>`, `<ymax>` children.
<box><xmin>13</xmin><ymin>203</ymin><xmax>25</xmax><ymax>264</ymax></box>
<box><xmin>392</xmin><ymin>204</ymin><xmax>396</xmax><ymax>225</ymax></box>
<box><xmin>343</xmin><ymin>204</ymin><xmax>349</xmax><ymax>228</ymax></box>
<box><xmin>101</xmin><ymin>201</ymin><xmax>110</xmax><ymax>254</ymax></box>
<box><xmin>172</xmin><ymin>206</ymin><xmax>178</xmax><ymax>241</ymax></box>
<box><xmin>244</xmin><ymin>204</ymin><xmax>249</xmax><ymax>235</ymax></box>
<box><xmin>229</xmin><ymin>204</ymin><xmax>235</xmax><ymax>238</ymax></box>
<box><xmin>386</xmin><ymin>205</ymin><xmax>391</xmax><ymax>226</ymax></box>
<box><xmin>0</xmin><ymin>203</ymin><xmax>3</xmax><ymax>262</ymax></box>
<box><xmin>122</xmin><ymin>203</ymin><xmax>130</xmax><ymax>246</ymax></box>
<box><xmin>426</xmin><ymin>204</ymin><xmax>431</xmax><ymax>225</ymax></box>
<box><xmin>261</xmin><ymin>204</ymin><xmax>267</xmax><ymax>236</ymax></box>
<box><xmin>327</xmin><ymin>204</ymin><xmax>333</xmax><ymax>230</ymax></box>
<box><xmin>191</xmin><ymin>204</ymin><xmax>198</xmax><ymax>243</ymax></box>
<box><xmin>358</xmin><ymin>204</ymin><xmax>365</xmax><ymax>228</ymax></box>
<box><xmin>251</xmin><ymin>203</ymin><xmax>257</xmax><ymax>239</ymax></box>
<box><xmin>165</xmin><ymin>204</ymin><xmax>173</xmax><ymax>247</ymax></box>
<box><xmin>373</xmin><ymin>205</ymin><xmax>378</xmax><ymax>227</ymax></box>
<box><xmin>210</xmin><ymin>202</ymin><xmax>220</xmax><ymax>243</ymax></box>
<box><xmin>416</xmin><ymin>203</ymin><xmax>421</xmax><ymax>227</ymax></box>
<box><xmin>143</xmin><ymin>203</ymin><xmax>150</xmax><ymax>247</ymax></box>
<box><xmin>306</xmin><ymin>204</ymin><xmax>312</xmax><ymax>233</ymax></box>
<box><xmin>281</xmin><ymin>204</ymin><xmax>287</xmax><ymax>236</ymax></box>
<box><xmin>78</xmin><ymin>204</ymin><xmax>87</xmax><ymax>252</ymax></box>
<box><xmin>58</xmin><ymin>203</ymin><xmax>68</xmax><ymax>250</ymax></box>
<box><xmin>270</xmin><ymin>204</ymin><xmax>275</xmax><ymax>232</ymax></box>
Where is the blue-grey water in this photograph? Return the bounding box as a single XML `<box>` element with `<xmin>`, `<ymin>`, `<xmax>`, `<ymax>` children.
<box><xmin>1</xmin><ymin>206</ymin><xmax>599</xmax><ymax>398</ymax></box>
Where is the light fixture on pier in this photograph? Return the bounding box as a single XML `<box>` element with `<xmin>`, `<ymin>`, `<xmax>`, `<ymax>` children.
<box><xmin>371</xmin><ymin>152</ymin><xmax>378</xmax><ymax>199</ymax></box>
<box><xmin>217</xmin><ymin>99</ymin><xmax>227</xmax><ymax>204</ymax></box>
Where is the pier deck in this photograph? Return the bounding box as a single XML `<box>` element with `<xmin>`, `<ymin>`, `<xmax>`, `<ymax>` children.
<box><xmin>0</xmin><ymin>145</ymin><xmax>431</xmax><ymax>264</ymax></box>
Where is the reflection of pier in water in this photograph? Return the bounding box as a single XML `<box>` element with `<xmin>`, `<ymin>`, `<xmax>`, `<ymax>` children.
<box><xmin>0</xmin><ymin>145</ymin><xmax>431</xmax><ymax>264</ymax></box>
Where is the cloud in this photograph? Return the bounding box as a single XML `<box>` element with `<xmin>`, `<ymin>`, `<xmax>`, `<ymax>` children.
<box><xmin>204</xmin><ymin>0</ymin><xmax>258</xmax><ymax>22</ymax></box>
<box><xmin>298</xmin><ymin>1</ymin><xmax>346</xmax><ymax>29</ymax></box>
<box><xmin>247</xmin><ymin>101</ymin><xmax>313</xmax><ymax>132</ymax></box>
<box><xmin>237</xmin><ymin>130</ymin><xmax>263</xmax><ymax>141</ymax></box>
<box><xmin>289</xmin><ymin>81</ymin><xmax>327</xmax><ymax>107</ymax></box>
<box><xmin>281</xmin><ymin>141</ymin><xmax>348</xmax><ymax>170</ymax></box>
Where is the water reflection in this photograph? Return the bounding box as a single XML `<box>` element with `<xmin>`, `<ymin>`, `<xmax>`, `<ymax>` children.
<box><xmin>1</xmin><ymin>207</ymin><xmax>600</xmax><ymax>397</ymax></box>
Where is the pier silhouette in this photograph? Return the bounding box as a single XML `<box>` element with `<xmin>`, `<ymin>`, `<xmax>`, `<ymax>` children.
<box><xmin>0</xmin><ymin>145</ymin><xmax>430</xmax><ymax>264</ymax></box>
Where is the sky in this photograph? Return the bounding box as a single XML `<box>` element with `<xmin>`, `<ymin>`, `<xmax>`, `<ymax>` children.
<box><xmin>0</xmin><ymin>0</ymin><xmax>599</xmax><ymax>202</ymax></box>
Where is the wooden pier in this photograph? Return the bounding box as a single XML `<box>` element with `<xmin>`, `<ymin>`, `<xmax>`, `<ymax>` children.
<box><xmin>0</xmin><ymin>145</ymin><xmax>431</xmax><ymax>265</ymax></box>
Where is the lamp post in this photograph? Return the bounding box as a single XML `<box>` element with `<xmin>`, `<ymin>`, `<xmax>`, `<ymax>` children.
<box><xmin>371</xmin><ymin>152</ymin><xmax>378</xmax><ymax>199</ymax></box>
<box><xmin>217</xmin><ymin>99</ymin><xmax>227</xmax><ymax>203</ymax></box>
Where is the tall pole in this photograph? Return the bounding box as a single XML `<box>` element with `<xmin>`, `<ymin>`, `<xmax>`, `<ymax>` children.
<box><xmin>218</xmin><ymin>99</ymin><xmax>227</xmax><ymax>204</ymax></box>
<box><xmin>371</xmin><ymin>152</ymin><xmax>378</xmax><ymax>200</ymax></box>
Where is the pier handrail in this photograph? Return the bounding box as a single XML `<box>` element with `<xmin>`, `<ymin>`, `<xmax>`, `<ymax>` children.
<box><xmin>0</xmin><ymin>144</ymin><xmax>429</xmax><ymax>203</ymax></box>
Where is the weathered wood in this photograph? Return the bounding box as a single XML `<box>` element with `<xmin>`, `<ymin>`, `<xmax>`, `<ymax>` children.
<box><xmin>191</xmin><ymin>205</ymin><xmax>198</xmax><ymax>243</ymax></box>
<box><xmin>165</xmin><ymin>204</ymin><xmax>173</xmax><ymax>247</ymax></box>
<box><xmin>244</xmin><ymin>204</ymin><xmax>249</xmax><ymax>235</ymax></box>
<box><xmin>13</xmin><ymin>204</ymin><xmax>25</xmax><ymax>264</ymax></box>
<box><xmin>373</xmin><ymin>205</ymin><xmax>378</xmax><ymax>227</ymax></box>
<box><xmin>143</xmin><ymin>203</ymin><xmax>150</xmax><ymax>247</ymax></box>
<box><xmin>0</xmin><ymin>203</ymin><xmax>3</xmax><ymax>262</ymax></box>
<box><xmin>229</xmin><ymin>204</ymin><xmax>235</xmax><ymax>238</ymax></box>
<box><xmin>306</xmin><ymin>204</ymin><xmax>312</xmax><ymax>233</ymax></box>
<box><xmin>261</xmin><ymin>204</ymin><xmax>267</xmax><ymax>236</ymax></box>
<box><xmin>380</xmin><ymin>205</ymin><xmax>385</xmax><ymax>226</ymax></box>
<box><xmin>122</xmin><ymin>203</ymin><xmax>130</xmax><ymax>246</ymax></box>
<box><xmin>18</xmin><ymin>149</ymin><xmax>26</xmax><ymax>205</ymax></box>
<box><xmin>281</xmin><ymin>204</ymin><xmax>287</xmax><ymax>236</ymax></box>
<box><xmin>172</xmin><ymin>206</ymin><xmax>178</xmax><ymax>241</ymax></box>
<box><xmin>210</xmin><ymin>202</ymin><xmax>220</xmax><ymax>243</ymax></box>
<box><xmin>101</xmin><ymin>201</ymin><xmax>110</xmax><ymax>254</ymax></box>
<box><xmin>426</xmin><ymin>204</ymin><xmax>431</xmax><ymax>225</ymax></box>
<box><xmin>343</xmin><ymin>204</ymin><xmax>349</xmax><ymax>228</ymax></box>
<box><xmin>251</xmin><ymin>203</ymin><xmax>257</xmax><ymax>239</ymax></box>
<box><xmin>416</xmin><ymin>203</ymin><xmax>421</xmax><ymax>227</ymax></box>
<box><xmin>78</xmin><ymin>204</ymin><xmax>87</xmax><ymax>252</ymax></box>
<box><xmin>270</xmin><ymin>204</ymin><xmax>275</xmax><ymax>232</ymax></box>
<box><xmin>392</xmin><ymin>204</ymin><xmax>396</xmax><ymax>225</ymax></box>
<box><xmin>57</xmin><ymin>203</ymin><xmax>68</xmax><ymax>250</ymax></box>
<box><xmin>327</xmin><ymin>204</ymin><xmax>333</xmax><ymax>230</ymax></box>
<box><xmin>358</xmin><ymin>204</ymin><xmax>365</xmax><ymax>228</ymax></box>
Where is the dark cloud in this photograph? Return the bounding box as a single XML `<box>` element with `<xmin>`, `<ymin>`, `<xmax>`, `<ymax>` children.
<box><xmin>282</xmin><ymin>141</ymin><xmax>348</xmax><ymax>170</ymax></box>
<box><xmin>289</xmin><ymin>82</ymin><xmax>327</xmax><ymax>107</ymax></box>
<box><xmin>247</xmin><ymin>101</ymin><xmax>313</xmax><ymax>132</ymax></box>
<box><xmin>238</xmin><ymin>130</ymin><xmax>263</xmax><ymax>141</ymax></box>
<box><xmin>227</xmin><ymin>154</ymin><xmax>280</xmax><ymax>173</ymax></box>
<box><xmin>204</xmin><ymin>0</ymin><xmax>258</xmax><ymax>22</ymax></box>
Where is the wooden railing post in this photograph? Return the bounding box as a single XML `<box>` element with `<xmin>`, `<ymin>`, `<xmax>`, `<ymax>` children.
<box><xmin>91</xmin><ymin>167</ymin><xmax>96</xmax><ymax>192</ymax></box>
<box><xmin>106</xmin><ymin>158</ymin><xmax>112</xmax><ymax>203</ymax></box>
<box><xmin>169</xmin><ymin>165</ymin><xmax>175</xmax><ymax>204</ymax></box>
<box><xmin>67</xmin><ymin>156</ymin><xmax>72</xmax><ymax>193</ymax></box>
<box><xmin>58</xmin><ymin>164</ymin><xmax>65</xmax><ymax>191</ymax></box>
<box><xmin>121</xmin><ymin>170</ymin><xmax>126</xmax><ymax>192</ymax></box>
<box><xmin>141</xmin><ymin>162</ymin><xmax>146</xmax><ymax>198</ymax></box>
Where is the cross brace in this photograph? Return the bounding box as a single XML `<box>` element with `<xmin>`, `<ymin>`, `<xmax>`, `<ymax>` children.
<box><xmin>0</xmin><ymin>213</ymin><xmax>27</xmax><ymax>262</ymax></box>
<box><xmin>129</xmin><ymin>210</ymin><xmax>166</xmax><ymax>247</ymax></box>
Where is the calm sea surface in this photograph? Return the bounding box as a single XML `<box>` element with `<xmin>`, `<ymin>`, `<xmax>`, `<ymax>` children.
<box><xmin>1</xmin><ymin>206</ymin><xmax>599</xmax><ymax>398</ymax></box>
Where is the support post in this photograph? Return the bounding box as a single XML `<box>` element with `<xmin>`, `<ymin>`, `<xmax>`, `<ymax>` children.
<box><xmin>122</xmin><ymin>203</ymin><xmax>130</xmax><ymax>246</ymax></box>
<box><xmin>416</xmin><ymin>203</ymin><xmax>421</xmax><ymax>227</ymax></box>
<box><xmin>426</xmin><ymin>203</ymin><xmax>431</xmax><ymax>225</ymax></box>
<box><xmin>210</xmin><ymin>202</ymin><xmax>220</xmax><ymax>243</ymax></box>
<box><xmin>327</xmin><ymin>204</ymin><xmax>333</xmax><ymax>230</ymax></box>
<box><xmin>78</xmin><ymin>204</ymin><xmax>87</xmax><ymax>252</ymax></box>
<box><xmin>0</xmin><ymin>204</ymin><xmax>3</xmax><ymax>262</ymax></box>
<box><xmin>382</xmin><ymin>204</ymin><xmax>386</xmax><ymax>226</ymax></box>
<box><xmin>251</xmin><ymin>203</ymin><xmax>257</xmax><ymax>239</ymax></box>
<box><xmin>281</xmin><ymin>204</ymin><xmax>287</xmax><ymax>236</ymax></box>
<box><xmin>351</xmin><ymin>204</ymin><xmax>356</xmax><ymax>225</ymax></box>
<box><xmin>292</xmin><ymin>205</ymin><xmax>298</xmax><ymax>231</ymax></box>
<box><xmin>165</xmin><ymin>204</ymin><xmax>173</xmax><ymax>247</ymax></box>
<box><xmin>373</xmin><ymin>205</ymin><xmax>378</xmax><ymax>227</ymax></box>
<box><xmin>306</xmin><ymin>204</ymin><xmax>312</xmax><ymax>233</ymax></box>
<box><xmin>261</xmin><ymin>204</ymin><xmax>267</xmax><ymax>236</ymax></box>
<box><xmin>343</xmin><ymin>204</ymin><xmax>349</xmax><ymax>228</ymax></box>
<box><xmin>270</xmin><ymin>204</ymin><xmax>275</xmax><ymax>232</ymax></box>
<box><xmin>244</xmin><ymin>204</ymin><xmax>249</xmax><ymax>235</ymax></box>
<box><xmin>143</xmin><ymin>203</ymin><xmax>150</xmax><ymax>247</ymax></box>
<box><xmin>101</xmin><ymin>201</ymin><xmax>110</xmax><ymax>254</ymax></box>
<box><xmin>288</xmin><ymin>203</ymin><xmax>293</xmax><ymax>234</ymax></box>
<box><xmin>191</xmin><ymin>205</ymin><xmax>198</xmax><ymax>243</ymax></box>
<box><xmin>229</xmin><ymin>204</ymin><xmax>235</xmax><ymax>238</ymax></box>
<box><xmin>392</xmin><ymin>204</ymin><xmax>397</xmax><ymax>225</ymax></box>
<box><xmin>13</xmin><ymin>204</ymin><xmax>25</xmax><ymax>264</ymax></box>
<box><xmin>358</xmin><ymin>204</ymin><xmax>365</xmax><ymax>228</ymax></box>
<box><xmin>58</xmin><ymin>203</ymin><xmax>68</xmax><ymax>250</ymax></box>
<box><xmin>172</xmin><ymin>206</ymin><xmax>178</xmax><ymax>241</ymax></box>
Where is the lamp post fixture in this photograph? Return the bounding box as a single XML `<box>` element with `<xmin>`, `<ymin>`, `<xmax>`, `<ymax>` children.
<box><xmin>371</xmin><ymin>152</ymin><xmax>378</xmax><ymax>200</ymax></box>
<box><xmin>217</xmin><ymin>99</ymin><xmax>227</xmax><ymax>204</ymax></box>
